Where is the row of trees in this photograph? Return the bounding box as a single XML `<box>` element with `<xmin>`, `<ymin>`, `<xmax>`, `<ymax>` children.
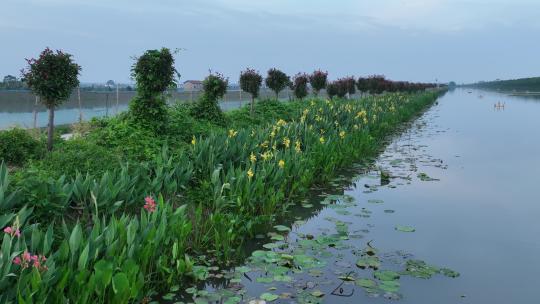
<box><xmin>19</xmin><ymin>47</ymin><xmax>438</xmax><ymax>151</ymax></box>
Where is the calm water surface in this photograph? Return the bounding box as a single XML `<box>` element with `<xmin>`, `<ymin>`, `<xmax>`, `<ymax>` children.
<box><xmin>176</xmin><ymin>89</ymin><xmax>540</xmax><ymax>304</ymax></box>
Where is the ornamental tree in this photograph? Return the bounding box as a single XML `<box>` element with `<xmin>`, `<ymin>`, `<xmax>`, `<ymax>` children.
<box><xmin>129</xmin><ymin>48</ymin><xmax>178</xmax><ymax>131</ymax></box>
<box><xmin>335</xmin><ymin>79</ymin><xmax>348</xmax><ymax>98</ymax></box>
<box><xmin>326</xmin><ymin>82</ymin><xmax>339</xmax><ymax>100</ymax></box>
<box><xmin>239</xmin><ymin>68</ymin><xmax>262</xmax><ymax>115</ymax></box>
<box><xmin>191</xmin><ymin>72</ymin><xmax>228</xmax><ymax>125</ymax></box>
<box><xmin>22</xmin><ymin>47</ymin><xmax>81</xmax><ymax>151</ymax></box>
<box><xmin>292</xmin><ymin>73</ymin><xmax>309</xmax><ymax>100</ymax></box>
<box><xmin>357</xmin><ymin>77</ymin><xmax>369</xmax><ymax>96</ymax></box>
<box><xmin>309</xmin><ymin>70</ymin><xmax>328</xmax><ymax>97</ymax></box>
<box><xmin>265</xmin><ymin>68</ymin><xmax>289</xmax><ymax>99</ymax></box>
<box><xmin>344</xmin><ymin>76</ymin><xmax>356</xmax><ymax>97</ymax></box>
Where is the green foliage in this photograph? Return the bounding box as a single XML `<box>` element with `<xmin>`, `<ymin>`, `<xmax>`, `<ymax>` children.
<box><xmin>0</xmin><ymin>128</ymin><xmax>44</xmax><ymax>166</ymax></box>
<box><xmin>129</xmin><ymin>48</ymin><xmax>177</xmax><ymax>132</ymax></box>
<box><xmin>29</xmin><ymin>139</ymin><xmax>120</xmax><ymax>178</ymax></box>
<box><xmin>309</xmin><ymin>70</ymin><xmax>328</xmax><ymax>96</ymax></box>
<box><xmin>265</xmin><ymin>68</ymin><xmax>290</xmax><ymax>98</ymax></box>
<box><xmin>88</xmin><ymin>116</ymin><xmax>164</xmax><ymax>162</ymax></box>
<box><xmin>292</xmin><ymin>73</ymin><xmax>309</xmax><ymax>100</ymax></box>
<box><xmin>21</xmin><ymin>48</ymin><xmax>81</xmax><ymax>108</ymax></box>
<box><xmin>190</xmin><ymin>73</ymin><xmax>228</xmax><ymax>125</ymax></box>
<box><xmin>239</xmin><ymin>68</ymin><xmax>263</xmax><ymax>99</ymax></box>
<box><xmin>130</xmin><ymin>48</ymin><xmax>177</xmax><ymax>97</ymax></box>
<box><xmin>239</xmin><ymin>68</ymin><xmax>263</xmax><ymax>114</ymax></box>
<box><xmin>0</xmin><ymin>88</ymin><xmax>443</xmax><ymax>303</ymax></box>
<box><xmin>21</xmin><ymin>47</ymin><xmax>81</xmax><ymax>151</ymax></box>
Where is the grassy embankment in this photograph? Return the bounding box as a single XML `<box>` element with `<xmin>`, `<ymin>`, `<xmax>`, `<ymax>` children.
<box><xmin>0</xmin><ymin>90</ymin><xmax>443</xmax><ymax>303</ymax></box>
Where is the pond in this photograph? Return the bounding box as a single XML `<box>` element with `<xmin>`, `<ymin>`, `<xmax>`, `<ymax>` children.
<box><xmin>165</xmin><ymin>88</ymin><xmax>540</xmax><ymax>303</ymax></box>
<box><xmin>0</xmin><ymin>89</ymin><xmax>293</xmax><ymax>129</ymax></box>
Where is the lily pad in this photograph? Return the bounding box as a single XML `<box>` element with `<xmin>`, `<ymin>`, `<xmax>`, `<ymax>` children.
<box><xmin>260</xmin><ymin>292</ymin><xmax>279</xmax><ymax>302</ymax></box>
<box><xmin>395</xmin><ymin>225</ymin><xmax>415</xmax><ymax>232</ymax></box>
<box><xmin>356</xmin><ymin>278</ymin><xmax>377</xmax><ymax>288</ymax></box>
<box><xmin>273</xmin><ymin>225</ymin><xmax>291</xmax><ymax>232</ymax></box>
<box><xmin>374</xmin><ymin>270</ymin><xmax>400</xmax><ymax>281</ymax></box>
<box><xmin>368</xmin><ymin>199</ymin><xmax>384</xmax><ymax>204</ymax></box>
<box><xmin>356</xmin><ymin>256</ymin><xmax>380</xmax><ymax>269</ymax></box>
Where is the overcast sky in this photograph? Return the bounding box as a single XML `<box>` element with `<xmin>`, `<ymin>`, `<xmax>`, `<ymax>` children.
<box><xmin>2</xmin><ymin>0</ymin><xmax>539</xmax><ymax>84</ymax></box>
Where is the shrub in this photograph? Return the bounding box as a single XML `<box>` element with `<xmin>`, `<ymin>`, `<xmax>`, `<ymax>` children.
<box><xmin>87</xmin><ymin>116</ymin><xmax>164</xmax><ymax>162</ymax></box>
<box><xmin>29</xmin><ymin>138</ymin><xmax>120</xmax><ymax>178</ymax></box>
<box><xmin>326</xmin><ymin>82</ymin><xmax>339</xmax><ymax>99</ymax></box>
<box><xmin>21</xmin><ymin>48</ymin><xmax>81</xmax><ymax>151</ymax></box>
<box><xmin>190</xmin><ymin>73</ymin><xmax>228</xmax><ymax>125</ymax></box>
<box><xmin>129</xmin><ymin>48</ymin><xmax>178</xmax><ymax>132</ymax></box>
<box><xmin>344</xmin><ymin>76</ymin><xmax>356</xmax><ymax>97</ymax></box>
<box><xmin>265</xmin><ymin>68</ymin><xmax>290</xmax><ymax>99</ymax></box>
<box><xmin>0</xmin><ymin>128</ymin><xmax>44</xmax><ymax>166</ymax></box>
<box><xmin>239</xmin><ymin>68</ymin><xmax>263</xmax><ymax>115</ymax></box>
<box><xmin>336</xmin><ymin>79</ymin><xmax>348</xmax><ymax>98</ymax></box>
<box><xmin>309</xmin><ymin>70</ymin><xmax>328</xmax><ymax>96</ymax></box>
<box><xmin>292</xmin><ymin>73</ymin><xmax>309</xmax><ymax>100</ymax></box>
<box><xmin>357</xmin><ymin>77</ymin><xmax>369</xmax><ymax>96</ymax></box>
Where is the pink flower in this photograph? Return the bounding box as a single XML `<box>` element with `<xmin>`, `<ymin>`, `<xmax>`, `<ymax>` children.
<box><xmin>22</xmin><ymin>251</ymin><xmax>31</xmax><ymax>262</ymax></box>
<box><xmin>13</xmin><ymin>257</ymin><xmax>21</xmax><ymax>265</ymax></box>
<box><xmin>3</xmin><ymin>226</ymin><xmax>21</xmax><ymax>238</ymax></box>
<box><xmin>143</xmin><ymin>196</ymin><xmax>156</xmax><ymax>213</ymax></box>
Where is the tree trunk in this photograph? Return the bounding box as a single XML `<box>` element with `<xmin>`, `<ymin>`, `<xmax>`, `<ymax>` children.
<box><xmin>47</xmin><ymin>107</ymin><xmax>55</xmax><ymax>151</ymax></box>
<box><xmin>275</xmin><ymin>91</ymin><xmax>279</xmax><ymax>100</ymax></box>
<box><xmin>250</xmin><ymin>96</ymin><xmax>254</xmax><ymax>116</ymax></box>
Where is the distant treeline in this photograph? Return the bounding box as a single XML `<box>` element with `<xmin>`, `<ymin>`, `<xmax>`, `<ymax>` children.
<box><xmin>464</xmin><ymin>77</ymin><xmax>540</xmax><ymax>91</ymax></box>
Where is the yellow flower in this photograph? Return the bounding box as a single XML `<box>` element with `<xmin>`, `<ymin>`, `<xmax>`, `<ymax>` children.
<box><xmin>228</xmin><ymin>129</ymin><xmax>238</xmax><ymax>138</ymax></box>
<box><xmin>294</xmin><ymin>140</ymin><xmax>301</xmax><ymax>153</ymax></box>
<box><xmin>363</xmin><ymin>117</ymin><xmax>368</xmax><ymax>124</ymax></box>
<box><xmin>261</xmin><ymin>151</ymin><xmax>272</xmax><ymax>161</ymax></box>
<box><xmin>278</xmin><ymin>159</ymin><xmax>285</xmax><ymax>168</ymax></box>
<box><xmin>283</xmin><ymin>137</ymin><xmax>291</xmax><ymax>148</ymax></box>
<box><xmin>260</xmin><ymin>141</ymin><xmax>269</xmax><ymax>148</ymax></box>
<box><xmin>250</xmin><ymin>152</ymin><xmax>257</xmax><ymax>163</ymax></box>
<box><xmin>276</xmin><ymin>119</ymin><xmax>287</xmax><ymax>127</ymax></box>
<box><xmin>251</xmin><ymin>129</ymin><xmax>256</xmax><ymax>137</ymax></box>
<box><xmin>270</xmin><ymin>130</ymin><xmax>276</xmax><ymax>138</ymax></box>
<box><xmin>319</xmin><ymin>136</ymin><xmax>325</xmax><ymax>144</ymax></box>
<box><xmin>191</xmin><ymin>136</ymin><xmax>196</xmax><ymax>145</ymax></box>
<box><xmin>339</xmin><ymin>131</ymin><xmax>346</xmax><ymax>139</ymax></box>
<box><xmin>247</xmin><ymin>168</ymin><xmax>254</xmax><ymax>179</ymax></box>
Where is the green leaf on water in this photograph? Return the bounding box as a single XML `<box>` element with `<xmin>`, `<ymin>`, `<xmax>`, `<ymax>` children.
<box><xmin>263</xmin><ymin>243</ymin><xmax>280</xmax><ymax>249</ymax></box>
<box><xmin>162</xmin><ymin>293</ymin><xmax>175</xmax><ymax>300</ymax></box>
<box><xmin>273</xmin><ymin>225</ymin><xmax>291</xmax><ymax>232</ymax></box>
<box><xmin>384</xmin><ymin>209</ymin><xmax>395</xmax><ymax>213</ymax></box>
<box><xmin>441</xmin><ymin>268</ymin><xmax>460</xmax><ymax>278</ymax></box>
<box><xmin>356</xmin><ymin>256</ymin><xmax>380</xmax><ymax>269</ymax></box>
<box><xmin>271</xmin><ymin>234</ymin><xmax>285</xmax><ymax>241</ymax></box>
<box><xmin>256</xmin><ymin>277</ymin><xmax>274</xmax><ymax>283</ymax></box>
<box><xmin>356</xmin><ymin>278</ymin><xmax>377</xmax><ymax>289</ymax></box>
<box><xmin>311</xmin><ymin>290</ymin><xmax>325</xmax><ymax>298</ymax></box>
<box><xmin>395</xmin><ymin>225</ymin><xmax>415</xmax><ymax>232</ymax></box>
<box><xmin>260</xmin><ymin>292</ymin><xmax>279</xmax><ymax>302</ymax></box>
<box><xmin>379</xmin><ymin>280</ymin><xmax>400</xmax><ymax>293</ymax></box>
<box><xmin>235</xmin><ymin>266</ymin><xmax>251</xmax><ymax>273</ymax></box>
<box><xmin>374</xmin><ymin>270</ymin><xmax>400</xmax><ymax>281</ymax></box>
<box><xmin>368</xmin><ymin>199</ymin><xmax>384</xmax><ymax>204</ymax></box>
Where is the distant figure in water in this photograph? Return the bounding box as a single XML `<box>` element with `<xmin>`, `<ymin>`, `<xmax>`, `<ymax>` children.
<box><xmin>494</xmin><ymin>101</ymin><xmax>505</xmax><ymax>110</ymax></box>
